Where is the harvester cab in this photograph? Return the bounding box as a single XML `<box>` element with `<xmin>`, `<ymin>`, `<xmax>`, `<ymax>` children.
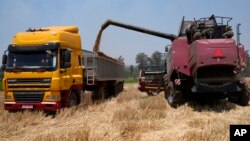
<box><xmin>185</xmin><ymin>15</ymin><xmax>234</xmax><ymax>44</ymax></box>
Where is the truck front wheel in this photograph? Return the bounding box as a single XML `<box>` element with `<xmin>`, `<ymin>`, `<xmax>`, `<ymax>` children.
<box><xmin>68</xmin><ymin>91</ymin><xmax>78</xmax><ymax>107</ymax></box>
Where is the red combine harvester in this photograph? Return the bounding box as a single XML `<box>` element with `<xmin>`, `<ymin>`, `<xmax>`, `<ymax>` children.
<box><xmin>164</xmin><ymin>15</ymin><xmax>249</xmax><ymax>107</ymax></box>
<box><xmin>94</xmin><ymin>15</ymin><xmax>249</xmax><ymax>107</ymax></box>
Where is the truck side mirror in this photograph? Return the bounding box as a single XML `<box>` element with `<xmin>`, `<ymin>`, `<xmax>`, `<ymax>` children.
<box><xmin>2</xmin><ymin>54</ymin><xmax>7</xmax><ymax>65</ymax></box>
<box><xmin>1</xmin><ymin>54</ymin><xmax>7</xmax><ymax>71</ymax></box>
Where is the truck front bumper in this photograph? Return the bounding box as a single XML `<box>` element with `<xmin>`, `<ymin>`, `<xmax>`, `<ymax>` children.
<box><xmin>4</xmin><ymin>101</ymin><xmax>61</xmax><ymax>112</ymax></box>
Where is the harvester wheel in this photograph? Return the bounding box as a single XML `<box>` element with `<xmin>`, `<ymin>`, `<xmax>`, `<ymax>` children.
<box><xmin>238</xmin><ymin>84</ymin><xmax>249</xmax><ymax>106</ymax></box>
<box><xmin>229</xmin><ymin>84</ymin><xmax>249</xmax><ymax>106</ymax></box>
<box><xmin>164</xmin><ymin>82</ymin><xmax>185</xmax><ymax>108</ymax></box>
<box><xmin>146</xmin><ymin>91</ymin><xmax>155</xmax><ymax>96</ymax></box>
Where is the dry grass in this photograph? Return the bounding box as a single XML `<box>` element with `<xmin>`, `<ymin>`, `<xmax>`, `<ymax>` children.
<box><xmin>0</xmin><ymin>83</ymin><xmax>250</xmax><ymax>141</ymax></box>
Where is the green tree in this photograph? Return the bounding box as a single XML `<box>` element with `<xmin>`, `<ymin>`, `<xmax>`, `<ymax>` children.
<box><xmin>136</xmin><ymin>53</ymin><xmax>149</xmax><ymax>70</ymax></box>
<box><xmin>129</xmin><ymin>65</ymin><xmax>134</xmax><ymax>76</ymax></box>
<box><xmin>150</xmin><ymin>51</ymin><xmax>163</xmax><ymax>66</ymax></box>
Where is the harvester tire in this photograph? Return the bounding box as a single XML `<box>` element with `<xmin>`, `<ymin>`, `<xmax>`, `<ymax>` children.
<box><xmin>164</xmin><ymin>82</ymin><xmax>184</xmax><ymax>108</ymax></box>
<box><xmin>238</xmin><ymin>84</ymin><xmax>249</xmax><ymax>106</ymax></box>
<box><xmin>229</xmin><ymin>84</ymin><xmax>249</xmax><ymax>106</ymax></box>
<box><xmin>146</xmin><ymin>91</ymin><xmax>155</xmax><ymax>96</ymax></box>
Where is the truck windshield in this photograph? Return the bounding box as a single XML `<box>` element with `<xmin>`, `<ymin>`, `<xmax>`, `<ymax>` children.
<box><xmin>6</xmin><ymin>50</ymin><xmax>57</xmax><ymax>72</ymax></box>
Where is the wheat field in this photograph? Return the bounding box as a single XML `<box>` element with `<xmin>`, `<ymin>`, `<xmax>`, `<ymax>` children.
<box><xmin>0</xmin><ymin>82</ymin><xmax>250</xmax><ymax>141</ymax></box>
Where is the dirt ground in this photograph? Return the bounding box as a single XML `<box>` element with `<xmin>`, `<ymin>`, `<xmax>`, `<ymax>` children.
<box><xmin>0</xmin><ymin>82</ymin><xmax>250</xmax><ymax>141</ymax></box>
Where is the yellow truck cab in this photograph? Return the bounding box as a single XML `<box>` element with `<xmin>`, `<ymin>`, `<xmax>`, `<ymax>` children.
<box><xmin>1</xmin><ymin>26</ymin><xmax>83</xmax><ymax>112</ymax></box>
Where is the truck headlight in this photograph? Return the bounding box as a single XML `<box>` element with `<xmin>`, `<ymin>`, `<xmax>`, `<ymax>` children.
<box><xmin>46</xmin><ymin>95</ymin><xmax>60</xmax><ymax>100</ymax></box>
<box><xmin>4</xmin><ymin>93</ymin><xmax>14</xmax><ymax>101</ymax></box>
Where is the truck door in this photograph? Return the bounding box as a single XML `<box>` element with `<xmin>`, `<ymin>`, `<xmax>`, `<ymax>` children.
<box><xmin>60</xmin><ymin>49</ymin><xmax>72</xmax><ymax>89</ymax></box>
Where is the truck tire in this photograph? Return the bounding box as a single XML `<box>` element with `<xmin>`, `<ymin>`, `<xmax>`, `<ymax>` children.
<box><xmin>68</xmin><ymin>91</ymin><xmax>78</xmax><ymax>107</ymax></box>
<box><xmin>109</xmin><ymin>84</ymin><xmax>118</xmax><ymax>97</ymax></box>
<box><xmin>115</xmin><ymin>84</ymin><xmax>119</xmax><ymax>96</ymax></box>
<box><xmin>93</xmin><ymin>87</ymin><xmax>105</xmax><ymax>101</ymax></box>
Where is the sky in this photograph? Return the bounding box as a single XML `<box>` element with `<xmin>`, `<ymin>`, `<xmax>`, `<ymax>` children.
<box><xmin>0</xmin><ymin>0</ymin><xmax>250</xmax><ymax>65</ymax></box>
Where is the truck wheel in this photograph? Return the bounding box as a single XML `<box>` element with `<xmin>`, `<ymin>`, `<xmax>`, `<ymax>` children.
<box><xmin>96</xmin><ymin>87</ymin><xmax>105</xmax><ymax>101</ymax></box>
<box><xmin>109</xmin><ymin>85</ymin><xmax>118</xmax><ymax>97</ymax></box>
<box><xmin>165</xmin><ymin>82</ymin><xmax>185</xmax><ymax>108</ymax></box>
<box><xmin>68</xmin><ymin>92</ymin><xmax>78</xmax><ymax>107</ymax></box>
<box><xmin>121</xmin><ymin>82</ymin><xmax>124</xmax><ymax>91</ymax></box>
<box><xmin>114</xmin><ymin>84</ymin><xmax>119</xmax><ymax>96</ymax></box>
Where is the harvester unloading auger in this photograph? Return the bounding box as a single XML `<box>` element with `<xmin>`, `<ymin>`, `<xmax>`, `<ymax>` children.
<box><xmin>92</xmin><ymin>19</ymin><xmax>177</xmax><ymax>95</ymax></box>
<box><xmin>93</xmin><ymin>19</ymin><xmax>177</xmax><ymax>52</ymax></box>
<box><xmin>93</xmin><ymin>16</ymin><xmax>250</xmax><ymax>108</ymax></box>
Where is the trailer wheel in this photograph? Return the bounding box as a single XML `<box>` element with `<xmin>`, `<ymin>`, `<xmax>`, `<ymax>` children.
<box><xmin>116</xmin><ymin>83</ymin><xmax>120</xmax><ymax>96</ymax></box>
<box><xmin>68</xmin><ymin>91</ymin><xmax>78</xmax><ymax>107</ymax></box>
<box><xmin>93</xmin><ymin>87</ymin><xmax>105</xmax><ymax>101</ymax></box>
<box><xmin>164</xmin><ymin>82</ymin><xmax>185</xmax><ymax>108</ymax></box>
<box><xmin>109</xmin><ymin>84</ymin><xmax>118</xmax><ymax>97</ymax></box>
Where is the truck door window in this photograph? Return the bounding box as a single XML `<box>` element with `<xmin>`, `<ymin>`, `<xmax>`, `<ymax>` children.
<box><xmin>60</xmin><ymin>49</ymin><xmax>71</xmax><ymax>68</ymax></box>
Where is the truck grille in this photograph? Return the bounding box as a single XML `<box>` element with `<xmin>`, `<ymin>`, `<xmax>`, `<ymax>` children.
<box><xmin>14</xmin><ymin>91</ymin><xmax>44</xmax><ymax>102</ymax></box>
<box><xmin>7</xmin><ymin>78</ymin><xmax>51</xmax><ymax>91</ymax></box>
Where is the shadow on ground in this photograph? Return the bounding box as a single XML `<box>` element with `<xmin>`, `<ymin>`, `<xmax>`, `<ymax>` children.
<box><xmin>187</xmin><ymin>98</ymin><xmax>237</xmax><ymax>112</ymax></box>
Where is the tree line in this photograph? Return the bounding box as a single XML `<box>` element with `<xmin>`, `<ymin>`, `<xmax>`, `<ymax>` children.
<box><xmin>124</xmin><ymin>51</ymin><xmax>165</xmax><ymax>79</ymax></box>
